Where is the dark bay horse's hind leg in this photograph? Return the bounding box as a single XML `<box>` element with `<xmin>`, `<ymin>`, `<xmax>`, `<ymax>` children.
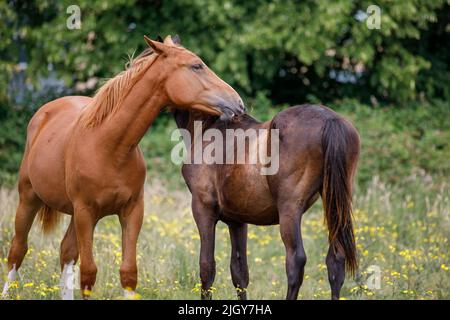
<box><xmin>192</xmin><ymin>197</ymin><xmax>217</xmax><ymax>300</ymax></box>
<box><xmin>278</xmin><ymin>202</ymin><xmax>307</xmax><ymax>300</ymax></box>
<box><xmin>3</xmin><ymin>179</ymin><xmax>42</xmax><ymax>297</ymax></box>
<box><xmin>227</xmin><ymin>222</ymin><xmax>249</xmax><ymax>300</ymax></box>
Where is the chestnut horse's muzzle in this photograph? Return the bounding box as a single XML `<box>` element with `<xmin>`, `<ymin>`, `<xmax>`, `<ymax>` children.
<box><xmin>216</xmin><ymin>97</ymin><xmax>246</xmax><ymax>121</ymax></box>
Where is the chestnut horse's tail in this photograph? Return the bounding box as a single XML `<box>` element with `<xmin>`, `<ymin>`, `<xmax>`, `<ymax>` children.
<box><xmin>37</xmin><ymin>204</ymin><xmax>60</xmax><ymax>234</ymax></box>
<box><xmin>321</xmin><ymin>117</ymin><xmax>359</xmax><ymax>275</ymax></box>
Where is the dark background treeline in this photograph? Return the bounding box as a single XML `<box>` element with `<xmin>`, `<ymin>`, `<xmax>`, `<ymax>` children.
<box><xmin>0</xmin><ymin>0</ymin><xmax>449</xmax><ymax>186</ymax></box>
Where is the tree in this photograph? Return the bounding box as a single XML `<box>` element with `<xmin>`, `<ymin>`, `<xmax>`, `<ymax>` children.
<box><xmin>0</xmin><ymin>0</ymin><xmax>448</xmax><ymax>110</ymax></box>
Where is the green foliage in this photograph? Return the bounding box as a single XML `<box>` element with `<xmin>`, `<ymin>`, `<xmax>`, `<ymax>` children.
<box><xmin>0</xmin><ymin>114</ymin><xmax>27</xmax><ymax>185</ymax></box>
<box><xmin>331</xmin><ymin>99</ymin><xmax>450</xmax><ymax>185</ymax></box>
<box><xmin>0</xmin><ymin>0</ymin><xmax>449</xmax><ymax>108</ymax></box>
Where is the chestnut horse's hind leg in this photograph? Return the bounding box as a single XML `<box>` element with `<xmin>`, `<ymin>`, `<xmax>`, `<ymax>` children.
<box><xmin>119</xmin><ymin>196</ymin><xmax>143</xmax><ymax>299</ymax></box>
<box><xmin>326</xmin><ymin>246</ymin><xmax>345</xmax><ymax>300</ymax></box>
<box><xmin>227</xmin><ymin>222</ymin><xmax>249</xmax><ymax>300</ymax></box>
<box><xmin>278</xmin><ymin>202</ymin><xmax>307</xmax><ymax>300</ymax></box>
<box><xmin>59</xmin><ymin>217</ymin><xmax>79</xmax><ymax>300</ymax></box>
<box><xmin>192</xmin><ymin>198</ymin><xmax>217</xmax><ymax>300</ymax></box>
<box><xmin>3</xmin><ymin>183</ymin><xmax>42</xmax><ymax>298</ymax></box>
<box><xmin>73</xmin><ymin>204</ymin><xmax>98</xmax><ymax>299</ymax></box>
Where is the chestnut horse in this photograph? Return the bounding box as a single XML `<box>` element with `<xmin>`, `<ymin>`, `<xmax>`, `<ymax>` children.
<box><xmin>2</xmin><ymin>35</ymin><xmax>244</xmax><ymax>300</ymax></box>
<box><xmin>173</xmin><ymin>105</ymin><xmax>360</xmax><ymax>300</ymax></box>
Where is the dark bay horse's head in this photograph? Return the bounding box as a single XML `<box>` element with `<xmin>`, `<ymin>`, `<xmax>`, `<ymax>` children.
<box><xmin>144</xmin><ymin>35</ymin><xmax>245</xmax><ymax>120</ymax></box>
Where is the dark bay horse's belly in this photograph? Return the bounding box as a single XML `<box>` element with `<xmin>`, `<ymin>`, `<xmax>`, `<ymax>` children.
<box><xmin>217</xmin><ymin>164</ymin><xmax>279</xmax><ymax>225</ymax></box>
<box><xmin>219</xmin><ymin>206</ymin><xmax>279</xmax><ymax>226</ymax></box>
<box><xmin>26</xmin><ymin>96</ymin><xmax>92</xmax><ymax>214</ymax></box>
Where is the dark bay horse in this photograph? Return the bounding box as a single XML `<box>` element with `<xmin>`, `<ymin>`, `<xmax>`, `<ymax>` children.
<box><xmin>174</xmin><ymin>105</ymin><xmax>360</xmax><ymax>300</ymax></box>
<box><xmin>2</xmin><ymin>35</ymin><xmax>244</xmax><ymax>299</ymax></box>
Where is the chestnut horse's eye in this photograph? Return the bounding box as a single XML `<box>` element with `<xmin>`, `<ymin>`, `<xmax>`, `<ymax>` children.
<box><xmin>190</xmin><ymin>63</ymin><xmax>204</xmax><ymax>71</ymax></box>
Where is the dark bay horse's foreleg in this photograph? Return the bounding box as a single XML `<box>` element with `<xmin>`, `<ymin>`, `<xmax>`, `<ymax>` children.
<box><xmin>227</xmin><ymin>222</ymin><xmax>249</xmax><ymax>300</ymax></box>
<box><xmin>59</xmin><ymin>217</ymin><xmax>79</xmax><ymax>300</ymax></box>
<box><xmin>3</xmin><ymin>182</ymin><xmax>42</xmax><ymax>297</ymax></box>
<box><xmin>278</xmin><ymin>203</ymin><xmax>306</xmax><ymax>300</ymax></box>
<box><xmin>192</xmin><ymin>198</ymin><xmax>217</xmax><ymax>300</ymax></box>
<box><xmin>119</xmin><ymin>195</ymin><xmax>144</xmax><ymax>299</ymax></box>
<box><xmin>73</xmin><ymin>203</ymin><xmax>98</xmax><ymax>299</ymax></box>
<box><xmin>326</xmin><ymin>246</ymin><xmax>346</xmax><ymax>300</ymax></box>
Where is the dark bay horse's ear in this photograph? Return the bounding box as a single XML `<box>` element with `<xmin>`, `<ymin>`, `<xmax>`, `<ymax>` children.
<box><xmin>155</xmin><ymin>35</ymin><xmax>164</xmax><ymax>43</ymax></box>
<box><xmin>144</xmin><ymin>35</ymin><xmax>166</xmax><ymax>54</ymax></box>
<box><xmin>163</xmin><ymin>35</ymin><xmax>175</xmax><ymax>46</ymax></box>
<box><xmin>172</xmin><ymin>34</ymin><xmax>181</xmax><ymax>46</ymax></box>
<box><xmin>163</xmin><ymin>35</ymin><xmax>182</xmax><ymax>47</ymax></box>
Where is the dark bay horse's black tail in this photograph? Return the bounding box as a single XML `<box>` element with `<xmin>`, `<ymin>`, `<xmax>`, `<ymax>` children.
<box><xmin>321</xmin><ymin>117</ymin><xmax>358</xmax><ymax>275</ymax></box>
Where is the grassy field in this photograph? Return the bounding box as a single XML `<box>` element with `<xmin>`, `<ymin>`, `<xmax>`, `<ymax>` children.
<box><xmin>0</xmin><ymin>172</ymin><xmax>448</xmax><ymax>300</ymax></box>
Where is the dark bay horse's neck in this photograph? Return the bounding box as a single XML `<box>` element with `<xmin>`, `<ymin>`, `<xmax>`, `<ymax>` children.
<box><xmin>173</xmin><ymin>110</ymin><xmax>261</xmax><ymax>136</ymax></box>
<box><xmin>172</xmin><ymin>110</ymin><xmax>264</xmax><ymax>161</ymax></box>
<box><xmin>173</xmin><ymin>109</ymin><xmax>217</xmax><ymax>136</ymax></box>
<box><xmin>102</xmin><ymin>74</ymin><xmax>168</xmax><ymax>162</ymax></box>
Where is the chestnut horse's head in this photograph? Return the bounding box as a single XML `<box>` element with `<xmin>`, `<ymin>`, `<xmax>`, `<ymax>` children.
<box><xmin>144</xmin><ymin>35</ymin><xmax>245</xmax><ymax>120</ymax></box>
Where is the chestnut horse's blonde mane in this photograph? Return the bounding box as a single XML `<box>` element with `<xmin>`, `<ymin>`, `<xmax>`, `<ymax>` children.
<box><xmin>80</xmin><ymin>48</ymin><xmax>157</xmax><ymax>127</ymax></box>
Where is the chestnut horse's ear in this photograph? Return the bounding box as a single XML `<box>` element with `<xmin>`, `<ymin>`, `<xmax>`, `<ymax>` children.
<box><xmin>144</xmin><ymin>35</ymin><xmax>166</xmax><ymax>54</ymax></box>
<box><xmin>172</xmin><ymin>34</ymin><xmax>181</xmax><ymax>45</ymax></box>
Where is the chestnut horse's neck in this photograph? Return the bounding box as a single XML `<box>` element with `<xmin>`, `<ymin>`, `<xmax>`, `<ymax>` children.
<box><xmin>85</xmin><ymin>54</ymin><xmax>168</xmax><ymax>161</ymax></box>
<box><xmin>108</xmin><ymin>68</ymin><xmax>166</xmax><ymax>156</ymax></box>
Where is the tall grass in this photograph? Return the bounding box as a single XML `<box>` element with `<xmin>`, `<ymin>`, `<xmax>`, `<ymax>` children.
<box><xmin>0</xmin><ymin>172</ymin><xmax>448</xmax><ymax>300</ymax></box>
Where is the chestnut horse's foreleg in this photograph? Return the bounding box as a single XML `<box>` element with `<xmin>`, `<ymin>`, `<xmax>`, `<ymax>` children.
<box><xmin>3</xmin><ymin>186</ymin><xmax>42</xmax><ymax>298</ymax></box>
<box><xmin>192</xmin><ymin>198</ymin><xmax>217</xmax><ymax>300</ymax></box>
<box><xmin>59</xmin><ymin>217</ymin><xmax>79</xmax><ymax>300</ymax></box>
<box><xmin>227</xmin><ymin>222</ymin><xmax>249</xmax><ymax>300</ymax></box>
<box><xmin>119</xmin><ymin>196</ymin><xmax>143</xmax><ymax>299</ymax></box>
<box><xmin>278</xmin><ymin>203</ymin><xmax>306</xmax><ymax>300</ymax></box>
<box><xmin>326</xmin><ymin>246</ymin><xmax>345</xmax><ymax>300</ymax></box>
<box><xmin>73</xmin><ymin>204</ymin><xmax>98</xmax><ymax>299</ymax></box>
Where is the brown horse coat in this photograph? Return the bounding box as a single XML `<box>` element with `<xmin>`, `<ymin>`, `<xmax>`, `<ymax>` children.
<box><xmin>4</xmin><ymin>35</ymin><xmax>245</xmax><ymax>299</ymax></box>
<box><xmin>174</xmin><ymin>104</ymin><xmax>360</xmax><ymax>300</ymax></box>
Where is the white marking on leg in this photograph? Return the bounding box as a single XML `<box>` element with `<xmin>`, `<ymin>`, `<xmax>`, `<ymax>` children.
<box><xmin>2</xmin><ymin>265</ymin><xmax>18</xmax><ymax>299</ymax></box>
<box><xmin>123</xmin><ymin>288</ymin><xmax>141</xmax><ymax>300</ymax></box>
<box><xmin>60</xmin><ymin>261</ymin><xmax>75</xmax><ymax>300</ymax></box>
